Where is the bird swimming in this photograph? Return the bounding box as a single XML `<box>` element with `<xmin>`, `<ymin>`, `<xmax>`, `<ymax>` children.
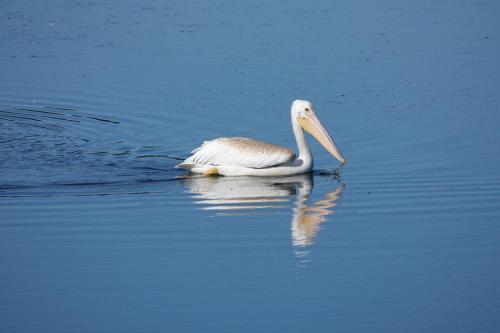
<box><xmin>176</xmin><ymin>100</ymin><xmax>346</xmax><ymax>177</ymax></box>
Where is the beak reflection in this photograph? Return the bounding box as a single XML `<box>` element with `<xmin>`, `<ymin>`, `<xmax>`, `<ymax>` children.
<box><xmin>182</xmin><ymin>173</ymin><xmax>345</xmax><ymax>257</ymax></box>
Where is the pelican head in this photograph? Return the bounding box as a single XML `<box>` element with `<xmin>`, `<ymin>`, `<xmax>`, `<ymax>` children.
<box><xmin>292</xmin><ymin>100</ymin><xmax>346</xmax><ymax>164</ymax></box>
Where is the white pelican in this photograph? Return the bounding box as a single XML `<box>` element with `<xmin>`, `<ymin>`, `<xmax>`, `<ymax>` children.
<box><xmin>176</xmin><ymin>100</ymin><xmax>346</xmax><ymax>176</ymax></box>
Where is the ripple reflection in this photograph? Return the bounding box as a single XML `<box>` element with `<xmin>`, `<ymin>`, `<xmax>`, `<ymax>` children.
<box><xmin>182</xmin><ymin>174</ymin><xmax>345</xmax><ymax>256</ymax></box>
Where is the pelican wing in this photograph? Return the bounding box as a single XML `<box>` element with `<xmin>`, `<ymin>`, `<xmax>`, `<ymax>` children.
<box><xmin>179</xmin><ymin>137</ymin><xmax>295</xmax><ymax>169</ymax></box>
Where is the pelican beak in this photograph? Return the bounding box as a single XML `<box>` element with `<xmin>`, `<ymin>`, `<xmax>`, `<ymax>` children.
<box><xmin>298</xmin><ymin>113</ymin><xmax>346</xmax><ymax>164</ymax></box>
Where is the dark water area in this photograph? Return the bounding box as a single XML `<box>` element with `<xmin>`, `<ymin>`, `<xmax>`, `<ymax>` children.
<box><xmin>1</xmin><ymin>1</ymin><xmax>500</xmax><ymax>332</ymax></box>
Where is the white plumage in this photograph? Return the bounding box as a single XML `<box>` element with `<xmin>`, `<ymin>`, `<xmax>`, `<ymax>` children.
<box><xmin>178</xmin><ymin>137</ymin><xmax>295</xmax><ymax>169</ymax></box>
<box><xmin>176</xmin><ymin>100</ymin><xmax>345</xmax><ymax>177</ymax></box>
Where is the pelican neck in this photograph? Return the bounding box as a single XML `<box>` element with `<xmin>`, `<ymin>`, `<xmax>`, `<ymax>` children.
<box><xmin>291</xmin><ymin>116</ymin><xmax>313</xmax><ymax>164</ymax></box>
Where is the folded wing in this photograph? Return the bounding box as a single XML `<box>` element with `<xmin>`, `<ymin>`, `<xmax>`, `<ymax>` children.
<box><xmin>177</xmin><ymin>137</ymin><xmax>295</xmax><ymax>169</ymax></box>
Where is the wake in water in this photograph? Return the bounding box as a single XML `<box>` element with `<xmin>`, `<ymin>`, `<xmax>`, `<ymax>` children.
<box><xmin>0</xmin><ymin>104</ymin><xmax>347</xmax><ymax>198</ymax></box>
<box><xmin>0</xmin><ymin>104</ymin><xmax>183</xmax><ymax>193</ymax></box>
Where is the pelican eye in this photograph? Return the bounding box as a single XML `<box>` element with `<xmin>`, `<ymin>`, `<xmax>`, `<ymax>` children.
<box><xmin>305</xmin><ymin>107</ymin><xmax>310</xmax><ymax>112</ymax></box>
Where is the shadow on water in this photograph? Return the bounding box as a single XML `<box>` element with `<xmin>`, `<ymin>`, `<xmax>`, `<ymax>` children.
<box><xmin>182</xmin><ymin>173</ymin><xmax>345</xmax><ymax>260</ymax></box>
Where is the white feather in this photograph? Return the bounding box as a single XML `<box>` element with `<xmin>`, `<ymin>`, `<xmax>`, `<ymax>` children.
<box><xmin>177</xmin><ymin>137</ymin><xmax>295</xmax><ymax>169</ymax></box>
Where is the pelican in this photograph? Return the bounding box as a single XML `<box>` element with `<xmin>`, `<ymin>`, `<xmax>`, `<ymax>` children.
<box><xmin>176</xmin><ymin>100</ymin><xmax>346</xmax><ymax>176</ymax></box>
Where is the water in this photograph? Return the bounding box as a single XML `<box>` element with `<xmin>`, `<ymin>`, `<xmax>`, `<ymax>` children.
<box><xmin>1</xmin><ymin>1</ymin><xmax>500</xmax><ymax>332</ymax></box>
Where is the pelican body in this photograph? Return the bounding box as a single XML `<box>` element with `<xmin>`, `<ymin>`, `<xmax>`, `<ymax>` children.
<box><xmin>176</xmin><ymin>100</ymin><xmax>345</xmax><ymax>176</ymax></box>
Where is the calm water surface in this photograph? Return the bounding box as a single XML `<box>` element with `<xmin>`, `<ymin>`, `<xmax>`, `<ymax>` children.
<box><xmin>1</xmin><ymin>1</ymin><xmax>500</xmax><ymax>332</ymax></box>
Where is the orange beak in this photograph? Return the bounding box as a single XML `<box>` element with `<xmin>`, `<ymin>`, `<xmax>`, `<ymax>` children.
<box><xmin>298</xmin><ymin>113</ymin><xmax>346</xmax><ymax>164</ymax></box>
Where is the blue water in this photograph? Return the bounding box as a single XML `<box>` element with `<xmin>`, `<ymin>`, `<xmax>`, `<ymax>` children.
<box><xmin>1</xmin><ymin>1</ymin><xmax>500</xmax><ymax>332</ymax></box>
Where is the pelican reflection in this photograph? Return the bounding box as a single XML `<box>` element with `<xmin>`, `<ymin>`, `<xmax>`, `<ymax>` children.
<box><xmin>182</xmin><ymin>174</ymin><xmax>345</xmax><ymax>250</ymax></box>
